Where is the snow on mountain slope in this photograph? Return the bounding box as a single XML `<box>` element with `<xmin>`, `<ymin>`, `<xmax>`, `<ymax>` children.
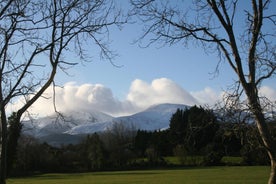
<box><xmin>22</xmin><ymin>110</ymin><xmax>113</xmax><ymax>137</ymax></box>
<box><xmin>21</xmin><ymin>103</ymin><xmax>189</xmax><ymax>146</ymax></box>
<box><xmin>67</xmin><ymin>103</ymin><xmax>189</xmax><ymax>135</ymax></box>
<box><xmin>115</xmin><ymin>103</ymin><xmax>189</xmax><ymax>130</ymax></box>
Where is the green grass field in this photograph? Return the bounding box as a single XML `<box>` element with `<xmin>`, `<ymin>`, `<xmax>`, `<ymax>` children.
<box><xmin>7</xmin><ymin>166</ymin><xmax>270</xmax><ymax>184</ymax></box>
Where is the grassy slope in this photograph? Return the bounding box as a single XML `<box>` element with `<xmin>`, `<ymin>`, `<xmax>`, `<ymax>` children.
<box><xmin>8</xmin><ymin>166</ymin><xmax>269</xmax><ymax>184</ymax></box>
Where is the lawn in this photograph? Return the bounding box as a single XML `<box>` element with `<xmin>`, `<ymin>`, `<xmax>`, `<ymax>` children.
<box><xmin>7</xmin><ymin>166</ymin><xmax>270</xmax><ymax>184</ymax></box>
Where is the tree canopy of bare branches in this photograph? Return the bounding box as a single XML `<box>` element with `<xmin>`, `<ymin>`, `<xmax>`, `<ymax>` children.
<box><xmin>0</xmin><ymin>0</ymin><xmax>124</xmax><ymax>183</ymax></box>
<box><xmin>131</xmin><ymin>0</ymin><xmax>276</xmax><ymax>183</ymax></box>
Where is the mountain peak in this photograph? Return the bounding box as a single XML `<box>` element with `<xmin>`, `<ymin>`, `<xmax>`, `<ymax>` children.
<box><xmin>22</xmin><ymin>103</ymin><xmax>189</xmax><ymax>146</ymax></box>
<box><xmin>145</xmin><ymin>103</ymin><xmax>189</xmax><ymax>112</ymax></box>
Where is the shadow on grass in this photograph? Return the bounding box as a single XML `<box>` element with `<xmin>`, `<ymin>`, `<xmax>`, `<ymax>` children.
<box><xmin>17</xmin><ymin>170</ymin><xmax>161</xmax><ymax>180</ymax></box>
<box><xmin>23</xmin><ymin>174</ymin><xmax>73</xmax><ymax>180</ymax></box>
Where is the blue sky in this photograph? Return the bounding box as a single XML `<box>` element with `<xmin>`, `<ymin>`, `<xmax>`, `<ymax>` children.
<box><xmin>56</xmin><ymin>16</ymin><xmax>238</xmax><ymax>97</ymax></box>
<box><xmin>24</xmin><ymin>0</ymin><xmax>276</xmax><ymax>117</ymax></box>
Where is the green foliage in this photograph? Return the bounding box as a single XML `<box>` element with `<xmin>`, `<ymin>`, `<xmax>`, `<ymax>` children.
<box><xmin>169</xmin><ymin>108</ymin><xmax>188</xmax><ymax>146</ymax></box>
<box><xmin>14</xmin><ymin>136</ymin><xmax>60</xmax><ymax>174</ymax></box>
<box><xmin>7</xmin><ymin>113</ymin><xmax>22</xmax><ymax>175</ymax></box>
<box><xmin>173</xmin><ymin>145</ymin><xmax>188</xmax><ymax>165</ymax></box>
<box><xmin>221</xmin><ymin>156</ymin><xmax>243</xmax><ymax>165</ymax></box>
<box><xmin>184</xmin><ymin>106</ymin><xmax>219</xmax><ymax>154</ymax></box>
<box><xmin>240</xmin><ymin>144</ymin><xmax>269</xmax><ymax>165</ymax></box>
<box><xmin>134</xmin><ymin>130</ymin><xmax>172</xmax><ymax>158</ymax></box>
<box><xmin>169</xmin><ymin>106</ymin><xmax>220</xmax><ymax>157</ymax></box>
<box><xmin>165</xmin><ymin>156</ymin><xmax>243</xmax><ymax>166</ymax></box>
<box><xmin>202</xmin><ymin>144</ymin><xmax>223</xmax><ymax>166</ymax></box>
<box><xmin>203</xmin><ymin>152</ymin><xmax>223</xmax><ymax>166</ymax></box>
<box><xmin>8</xmin><ymin>107</ymin><xmax>275</xmax><ymax>176</ymax></box>
<box><xmin>219</xmin><ymin>124</ymin><xmax>243</xmax><ymax>156</ymax></box>
<box><xmin>237</xmin><ymin>123</ymin><xmax>271</xmax><ymax>165</ymax></box>
<box><xmin>134</xmin><ymin>130</ymin><xmax>151</xmax><ymax>156</ymax></box>
<box><xmin>144</xmin><ymin>147</ymin><xmax>166</xmax><ymax>166</ymax></box>
<box><xmin>81</xmin><ymin>133</ymin><xmax>106</xmax><ymax>170</ymax></box>
<box><xmin>101</xmin><ymin>122</ymin><xmax>136</xmax><ymax>168</ymax></box>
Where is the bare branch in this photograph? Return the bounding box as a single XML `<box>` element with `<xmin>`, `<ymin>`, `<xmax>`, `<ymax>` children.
<box><xmin>0</xmin><ymin>0</ymin><xmax>14</xmax><ymax>18</ymax></box>
<box><xmin>131</xmin><ymin>1</ymin><xmax>276</xmax><ymax>182</ymax></box>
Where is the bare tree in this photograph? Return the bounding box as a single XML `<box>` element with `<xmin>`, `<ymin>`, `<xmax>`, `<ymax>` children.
<box><xmin>130</xmin><ymin>0</ymin><xmax>276</xmax><ymax>183</ymax></box>
<box><xmin>0</xmin><ymin>0</ymin><xmax>124</xmax><ymax>183</ymax></box>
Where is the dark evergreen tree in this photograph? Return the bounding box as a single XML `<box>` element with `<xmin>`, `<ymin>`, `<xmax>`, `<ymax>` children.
<box><xmin>169</xmin><ymin>108</ymin><xmax>189</xmax><ymax>146</ymax></box>
<box><xmin>134</xmin><ymin>130</ymin><xmax>152</xmax><ymax>157</ymax></box>
<box><xmin>149</xmin><ymin>130</ymin><xmax>171</xmax><ymax>156</ymax></box>
<box><xmin>185</xmin><ymin>106</ymin><xmax>219</xmax><ymax>154</ymax></box>
<box><xmin>6</xmin><ymin>113</ymin><xmax>22</xmax><ymax>175</ymax></box>
<box><xmin>169</xmin><ymin>106</ymin><xmax>219</xmax><ymax>156</ymax></box>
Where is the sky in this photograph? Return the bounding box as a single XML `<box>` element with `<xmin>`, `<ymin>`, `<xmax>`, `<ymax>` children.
<box><xmin>12</xmin><ymin>1</ymin><xmax>276</xmax><ymax>118</ymax></box>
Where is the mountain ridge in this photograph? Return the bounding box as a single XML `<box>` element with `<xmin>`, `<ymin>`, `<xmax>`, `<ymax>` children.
<box><xmin>22</xmin><ymin>103</ymin><xmax>189</xmax><ymax>146</ymax></box>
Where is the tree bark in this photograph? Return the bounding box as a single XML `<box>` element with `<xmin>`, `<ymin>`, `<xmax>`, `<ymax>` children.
<box><xmin>270</xmin><ymin>160</ymin><xmax>276</xmax><ymax>184</ymax></box>
<box><xmin>246</xmin><ymin>89</ymin><xmax>276</xmax><ymax>184</ymax></box>
<box><xmin>255</xmin><ymin>116</ymin><xmax>276</xmax><ymax>184</ymax></box>
<box><xmin>254</xmin><ymin>112</ymin><xmax>276</xmax><ymax>184</ymax></box>
<box><xmin>0</xmin><ymin>110</ymin><xmax>7</xmax><ymax>184</ymax></box>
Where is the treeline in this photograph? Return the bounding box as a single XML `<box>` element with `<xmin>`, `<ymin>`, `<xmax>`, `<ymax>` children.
<box><xmin>7</xmin><ymin>106</ymin><xmax>276</xmax><ymax>176</ymax></box>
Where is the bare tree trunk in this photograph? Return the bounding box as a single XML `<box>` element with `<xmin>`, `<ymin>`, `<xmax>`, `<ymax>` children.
<box><xmin>255</xmin><ymin>115</ymin><xmax>276</xmax><ymax>184</ymax></box>
<box><xmin>247</xmin><ymin>91</ymin><xmax>276</xmax><ymax>184</ymax></box>
<box><xmin>255</xmin><ymin>114</ymin><xmax>276</xmax><ymax>184</ymax></box>
<box><xmin>130</xmin><ymin>0</ymin><xmax>275</xmax><ymax>183</ymax></box>
<box><xmin>0</xmin><ymin>110</ymin><xmax>7</xmax><ymax>184</ymax></box>
<box><xmin>270</xmin><ymin>160</ymin><xmax>276</xmax><ymax>184</ymax></box>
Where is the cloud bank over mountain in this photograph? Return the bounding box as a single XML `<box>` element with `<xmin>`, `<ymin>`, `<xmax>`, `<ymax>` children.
<box><xmin>9</xmin><ymin>78</ymin><xmax>276</xmax><ymax>117</ymax></box>
<box><xmin>127</xmin><ymin>78</ymin><xmax>198</xmax><ymax>108</ymax></box>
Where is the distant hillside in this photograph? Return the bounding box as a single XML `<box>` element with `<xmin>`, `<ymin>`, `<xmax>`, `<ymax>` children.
<box><xmin>22</xmin><ymin>103</ymin><xmax>188</xmax><ymax>145</ymax></box>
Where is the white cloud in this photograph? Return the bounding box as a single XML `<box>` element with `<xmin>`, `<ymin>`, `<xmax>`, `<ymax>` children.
<box><xmin>259</xmin><ymin>86</ymin><xmax>276</xmax><ymax>102</ymax></box>
<box><xmin>26</xmin><ymin>82</ymin><xmax>138</xmax><ymax>117</ymax></box>
<box><xmin>10</xmin><ymin>78</ymin><xmax>276</xmax><ymax>118</ymax></box>
<box><xmin>191</xmin><ymin>87</ymin><xmax>223</xmax><ymax>106</ymax></box>
<box><xmin>127</xmin><ymin>78</ymin><xmax>198</xmax><ymax>108</ymax></box>
<box><xmin>17</xmin><ymin>78</ymin><xmax>200</xmax><ymax>117</ymax></box>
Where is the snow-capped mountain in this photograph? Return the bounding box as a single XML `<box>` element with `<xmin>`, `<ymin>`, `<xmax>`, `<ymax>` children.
<box><xmin>22</xmin><ymin>110</ymin><xmax>113</xmax><ymax>138</ymax></box>
<box><xmin>66</xmin><ymin>103</ymin><xmax>189</xmax><ymax>135</ymax></box>
<box><xmin>22</xmin><ymin>103</ymin><xmax>188</xmax><ymax>145</ymax></box>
